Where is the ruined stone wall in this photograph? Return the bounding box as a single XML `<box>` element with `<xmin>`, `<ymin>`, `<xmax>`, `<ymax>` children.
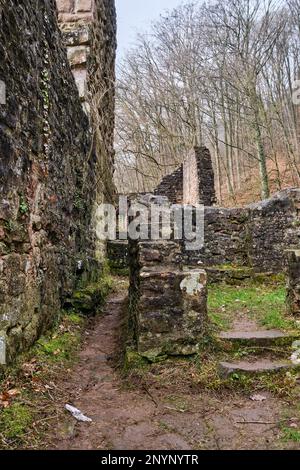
<box><xmin>183</xmin><ymin>189</ymin><xmax>300</xmax><ymax>272</ymax></box>
<box><xmin>128</xmin><ymin>237</ymin><xmax>208</xmax><ymax>359</ymax></box>
<box><xmin>88</xmin><ymin>0</ymin><xmax>117</xmax><ymax>207</ymax></box>
<box><xmin>0</xmin><ymin>0</ymin><xmax>116</xmax><ymax>364</ymax></box>
<box><xmin>155</xmin><ymin>147</ymin><xmax>216</xmax><ymax>207</ymax></box>
<box><xmin>286</xmin><ymin>249</ymin><xmax>300</xmax><ymax>317</ymax></box>
<box><xmin>185</xmin><ymin>207</ymin><xmax>250</xmax><ymax>267</ymax></box>
<box><xmin>56</xmin><ymin>0</ymin><xmax>94</xmax><ymax>111</ymax></box>
<box><xmin>183</xmin><ymin>147</ymin><xmax>216</xmax><ymax>206</ymax></box>
<box><xmin>183</xmin><ymin>150</ymin><xmax>199</xmax><ymax>205</ymax></box>
<box><xmin>154</xmin><ymin>165</ymin><xmax>183</xmax><ymax>205</ymax></box>
<box><xmin>57</xmin><ymin>0</ymin><xmax>117</xmax><ymax>258</ymax></box>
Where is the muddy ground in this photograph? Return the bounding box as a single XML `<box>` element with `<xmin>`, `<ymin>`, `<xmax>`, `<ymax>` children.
<box><xmin>47</xmin><ymin>288</ymin><xmax>300</xmax><ymax>451</ymax></box>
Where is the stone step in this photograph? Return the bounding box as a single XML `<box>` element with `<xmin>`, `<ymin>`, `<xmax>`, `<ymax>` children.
<box><xmin>218</xmin><ymin>330</ymin><xmax>299</xmax><ymax>348</ymax></box>
<box><xmin>219</xmin><ymin>359</ymin><xmax>299</xmax><ymax>378</ymax></box>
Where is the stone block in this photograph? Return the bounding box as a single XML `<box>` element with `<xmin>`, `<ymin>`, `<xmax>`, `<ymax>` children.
<box><xmin>56</xmin><ymin>0</ymin><xmax>73</xmax><ymax>13</ymax></box>
<box><xmin>286</xmin><ymin>249</ymin><xmax>300</xmax><ymax>316</ymax></box>
<box><xmin>75</xmin><ymin>0</ymin><xmax>93</xmax><ymax>13</ymax></box>
<box><xmin>138</xmin><ymin>241</ymin><xmax>182</xmax><ymax>267</ymax></box>
<box><xmin>72</xmin><ymin>68</ymin><xmax>87</xmax><ymax>98</ymax></box>
<box><xmin>63</xmin><ymin>26</ymin><xmax>90</xmax><ymax>46</ymax></box>
<box><xmin>67</xmin><ymin>45</ymin><xmax>89</xmax><ymax>66</ymax></box>
<box><xmin>0</xmin><ymin>333</ymin><xmax>6</xmax><ymax>365</ymax></box>
<box><xmin>219</xmin><ymin>360</ymin><xmax>299</xmax><ymax>378</ymax></box>
<box><xmin>58</xmin><ymin>12</ymin><xmax>93</xmax><ymax>23</ymax></box>
<box><xmin>137</xmin><ymin>267</ymin><xmax>207</xmax><ymax>357</ymax></box>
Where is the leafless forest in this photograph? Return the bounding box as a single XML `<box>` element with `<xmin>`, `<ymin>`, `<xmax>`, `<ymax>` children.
<box><xmin>115</xmin><ymin>0</ymin><xmax>300</xmax><ymax>205</ymax></box>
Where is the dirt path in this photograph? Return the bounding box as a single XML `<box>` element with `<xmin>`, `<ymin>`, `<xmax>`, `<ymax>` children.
<box><xmin>50</xmin><ymin>290</ymin><xmax>299</xmax><ymax>450</ymax></box>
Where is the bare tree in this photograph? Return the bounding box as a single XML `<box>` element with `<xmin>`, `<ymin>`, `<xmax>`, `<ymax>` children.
<box><xmin>115</xmin><ymin>0</ymin><xmax>300</xmax><ymax>202</ymax></box>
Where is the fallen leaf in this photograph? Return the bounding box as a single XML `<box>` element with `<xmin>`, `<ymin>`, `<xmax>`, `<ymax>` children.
<box><xmin>7</xmin><ymin>389</ymin><xmax>20</xmax><ymax>398</ymax></box>
<box><xmin>1</xmin><ymin>392</ymin><xmax>10</xmax><ymax>402</ymax></box>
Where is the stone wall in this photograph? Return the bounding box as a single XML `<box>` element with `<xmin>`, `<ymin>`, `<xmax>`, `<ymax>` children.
<box><xmin>128</xmin><ymin>240</ymin><xmax>208</xmax><ymax>359</ymax></box>
<box><xmin>0</xmin><ymin>0</ymin><xmax>116</xmax><ymax>364</ymax></box>
<box><xmin>154</xmin><ymin>147</ymin><xmax>216</xmax><ymax>206</ymax></box>
<box><xmin>56</xmin><ymin>0</ymin><xmax>94</xmax><ymax>112</ymax></box>
<box><xmin>154</xmin><ymin>165</ymin><xmax>183</xmax><ymax>205</ymax></box>
<box><xmin>183</xmin><ymin>147</ymin><xmax>216</xmax><ymax>206</ymax></box>
<box><xmin>57</xmin><ymin>0</ymin><xmax>117</xmax><ymax>250</ymax></box>
<box><xmin>183</xmin><ymin>189</ymin><xmax>300</xmax><ymax>272</ymax></box>
<box><xmin>126</xmin><ymin>190</ymin><xmax>300</xmax><ymax>359</ymax></box>
<box><xmin>88</xmin><ymin>0</ymin><xmax>117</xmax><ymax>208</ymax></box>
<box><xmin>126</xmin><ymin>195</ymin><xmax>208</xmax><ymax>359</ymax></box>
<box><xmin>286</xmin><ymin>249</ymin><xmax>300</xmax><ymax>317</ymax></box>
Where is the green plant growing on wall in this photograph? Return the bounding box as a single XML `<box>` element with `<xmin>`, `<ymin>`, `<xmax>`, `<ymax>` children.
<box><xmin>74</xmin><ymin>189</ymin><xmax>84</xmax><ymax>211</ymax></box>
<box><xmin>41</xmin><ymin>34</ymin><xmax>51</xmax><ymax>158</ymax></box>
<box><xmin>19</xmin><ymin>195</ymin><xmax>29</xmax><ymax>215</ymax></box>
<box><xmin>5</xmin><ymin>219</ymin><xmax>19</xmax><ymax>233</ymax></box>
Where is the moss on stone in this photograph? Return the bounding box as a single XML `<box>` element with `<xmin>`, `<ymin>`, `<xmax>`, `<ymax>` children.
<box><xmin>68</xmin><ymin>274</ymin><xmax>113</xmax><ymax>315</ymax></box>
<box><xmin>109</xmin><ymin>266</ymin><xmax>129</xmax><ymax>277</ymax></box>
<box><xmin>140</xmin><ymin>349</ymin><xmax>168</xmax><ymax>363</ymax></box>
<box><xmin>18</xmin><ymin>194</ymin><xmax>29</xmax><ymax>216</ymax></box>
<box><xmin>124</xmin><ymin>349</ymin><xmax>149</xmax><ymax>371</ymax></box>
<box><xmin>207</xmin><ymin>265</ymin><xmax>285</xmax><ymax>286</ymax></box>
<box><xmin>67</xmin><ymin>312</ymin><xmax>84</xmax><ymax>326</ymax></box>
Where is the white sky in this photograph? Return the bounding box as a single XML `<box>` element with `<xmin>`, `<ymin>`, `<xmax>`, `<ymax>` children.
<box><xmin>115</xmin><ymin>0</ymin><xmax>182</xmax><ymax>61</ymax></box>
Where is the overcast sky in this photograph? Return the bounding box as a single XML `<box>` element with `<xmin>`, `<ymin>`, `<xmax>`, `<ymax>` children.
<box><xmin>115</xmin><ymin>0</ymin><xmax>181</xmax><ymax>61</ymax></box>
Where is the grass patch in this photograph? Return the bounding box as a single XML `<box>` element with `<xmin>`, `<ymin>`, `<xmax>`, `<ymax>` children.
<box><xmin>29</xmin><ymin>310</ymin><xmax>86</xmax><ymax>364</ymax></box>
<box><xmin>34</xmin><ymin>332</ymin><xmax>81</xmax><ymax>363</ymax></box>
<box><xmin>123</xmin><ymin>351</ymin><xmax>300</xmax><ymax>399</ymax></box>
<box><xmin>208</xmin><ymin>280</ymin><xmax>296</xmax><ymax>331</ymax></box>
<box><xmin>0</xmin><ymin>403</ymin><xmax>33</xmax><ymax>439</ymax></box>
<box><xmin>282</xmin><ymin>427</ymin><xmax>300</xmax><ymax>442</ymax></box>
<box><xmin>0</xmin><ymin>311</ymin><xmax>87</xmax><ymax>448</ymax></box>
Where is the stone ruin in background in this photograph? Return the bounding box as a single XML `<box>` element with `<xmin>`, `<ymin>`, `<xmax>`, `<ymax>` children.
<box><xmin>117</xmin><ymin>146</ymin><xmax>300</xmax><ymax>361</ymax></box>
<box><xmin>154</xmin><ymin>146</ymin><xmax>217</xmax><ymax>206</ymax></box>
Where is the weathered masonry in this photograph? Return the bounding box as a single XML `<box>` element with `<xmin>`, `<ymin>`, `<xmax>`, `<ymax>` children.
<box><xmin>125</xmin><ymin>157</ymin><xmax>300</xmax><ymax>359</ymax></box>
<box><xmin>56</xmin><ymin>0</ymin><xmax>94</xmax><ymax>112</ymax></box>
<box><xmin>56</xmin><ymin>0</ymin><xmax>117</xmax><ymax>207</ymax></box>
<box><xmin>286</xmin><ymin>249</ymin><xmax>300</xmax><ymax>317</ymax></box>
<box><xmin>127</xmin><ymin>196</ymin><xmax>208</xmax><ymax>360</ymax></box>
<box><xmin>183</xmin><ymin>188</ymin><xmax>300</xmax><ymax>273</ymax></box>
<box><xmin>152</xmin><ymin>148</ymin><xmax>300</xmax><ymax>273</ymax></box>
<box><xmin>154</xmin><ymin>146</ymin><xmax>217</xmax><ymax>206</ymax></box>
<box><xmin>0</xmin><ymin>0</ymin><xmax>116</xmax><ymax>364</ymax></box>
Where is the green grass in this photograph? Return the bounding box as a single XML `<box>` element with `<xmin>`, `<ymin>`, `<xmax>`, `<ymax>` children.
<box><xmin>31</xmin><ymin>311</ymin><xmax>85</xmax><ymax>363</ymax></box>
<box><xmin>282</xmin><ymin>427</ymin><xmax>300</xmax><ymax>442</ymax></box>
<box><xmin>34</xmin><ymin>331</ymin><xmax>81</xmax><ymax>362</ymax></box>
<box><xmin>0</xmin><ymin>404</ymin><xmax>33</xmax><ymax>439</ymax></box>
<box><xmin>0</xmin><ymin>310</ymin><xmax>88</xmax><ymax>446</ymax></box>
<box><xmin>208</xmin><ymin>281</ymin><xmax>296</xmax><ymax>331</ymax></box>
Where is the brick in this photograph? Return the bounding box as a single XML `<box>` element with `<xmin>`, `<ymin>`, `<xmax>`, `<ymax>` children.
<box><xmin>72</xmin><ymin>68</ymin><xmax>87</xmax><ymax>98</ymax></box>
<box><xmin>58</xmin><ymin>12</ymin><xmax>93</xmax><ymax>23</ymax></box>
<box><xmin>56</xmin><ymin>0</ymin><xmax>73</xmax><ymax>13</ymax></box>
<box><xmin>75</xmin><ymin>0</ymin><xmax>93</xmax><ymax>13</ymax></box>
<box><xmin>67</xmin><ymin>45</ymin><xmax>89</xmax><ymax>66</ymax></box>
